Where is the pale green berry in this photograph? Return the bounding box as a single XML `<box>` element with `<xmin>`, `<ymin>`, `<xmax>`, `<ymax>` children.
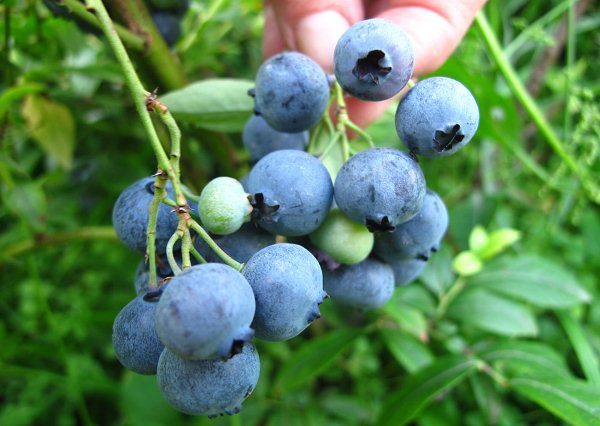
<box><xmin>198</xmin><ymin>177</ymin><xmax>252</xmax><ymax>235</ymax></box>
<box><xmin>310</xmin><ymin>209</ymin><xmax>374</xmax><ymax>265</ymax></box>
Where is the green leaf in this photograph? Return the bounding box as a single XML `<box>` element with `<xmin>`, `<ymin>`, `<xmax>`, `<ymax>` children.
<box><xmin>2</xmin><ymin>182</ymin><xmax>47</xmax><ymax>230</ymax></box>
<box><xmin>21</xmin><ymin>95</ymin><xmax>75</xmax><ymax>170</ymax></box>
<box><xmin>274</xmin><ymin>328</ymin><xmax>359</xmax><ymax>394</ymax></box>
<box><xmin>475</xmin><ymin>340</ymin><xmax>570</xmax><ymax>378</ymax></box>
<box><xmin>468</xmin><ymin>225</ymin><xmax>488</xmax><ymax>252</ymax></box>
<box><xmin>379</xmin><ymin>329</ymin><xmax>434</xmax><ymax>373</ymax></box>
<box><xmin>381</xmin><ymin>303</ymin><xmax>428</xmax><ymax>339</ymax></box>
<box><xmin>378</xmin><ymin>355</ymin><xmax>478</xmax><ymax>426</ymax></box>
<box><xmin>452</xmin><ymin>251</ymin><xmax>483</xmax><ymax>276</ymax></box>
<box><xmin>448</xmin><ymin>288</ymin><xmax>538</xmax><ymax>337</ymax></box>
<box><xmin>476</xmin><ymin>228</ymin><xmax>521</xmax><ymax>260</ymax></box>
<box><xmin>161</xmin><ymin>78</ymin><xmax>254</xmax><ymax>132</ymax></box>
<box><xmin>120</xmin><ymin>373</ymin><xmax>180</xmax><ymax>426</ymax></box>
<box><xmin>469</xmin><ymin>255</ymin><xmax>591</xmax><ymax>308</ymax></box>
<box><xmin>511</xmin><ymin>376</ymin><xmax>600</xmax><ymax>426</ymax></box>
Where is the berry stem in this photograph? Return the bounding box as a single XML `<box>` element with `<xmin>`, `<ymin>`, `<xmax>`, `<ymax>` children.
<box><xmin>146</xmin><ymin>173</ymin><xmax>168</xmax><ymax>289</ymax></box>
<box><xmin>189</xmin><ymin>243</ymin><xmax>207</xmax><ymax>264</ymax></box>
<box><xmin>188</xmin><ymin>220</ymin><xmax>243</xmax><ymax>271</ymax></box>
<box><xmin>435</xmin><ymin>276</ymin><xmax>467</xmax><ymax>320</ymax></box>
<box><xmin>181</xmin><ymin>228</ymin><xmax>192</xmax><ymax>270</ymax></box>
<box><xmin>166</xmin><ymin>232</ymin><xmax>183</xmax><ymax>275</ymax></box>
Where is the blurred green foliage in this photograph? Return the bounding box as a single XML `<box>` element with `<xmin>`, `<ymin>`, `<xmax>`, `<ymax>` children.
<box><xmin>1</xmin><ymin>0</ymin><xmax>599</xmax><ymax>425</ymax></box>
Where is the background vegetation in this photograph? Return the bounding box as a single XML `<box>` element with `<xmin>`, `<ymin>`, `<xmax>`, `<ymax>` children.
<box><xmin>1</xmin><ymin>0</ymin><xmax>599</xmax><ymax>425</ymax></box>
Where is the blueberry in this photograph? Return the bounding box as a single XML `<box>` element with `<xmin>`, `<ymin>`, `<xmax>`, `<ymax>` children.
<box><xmin>324</xmin><ymin>258</ymin><xmax>394</xmax><ymax>309</ymax></box>
<box><xmin>243</xmin><ymin>114</ymin><xmax>309</xmax><ymax>163</ymax></box>
<box><xmin>242</xmin><ymin>243</ymin><xmax>326</xmax><ymax>341</ymax></box>
<box><xmin>112</xmin><ymin>177</ymin><xmax>181</xmax><ymax>254</ymax></box>
<box><xmin>198</xmin><ymin>177</ymin><xmax>252</xmax><ymax>235</ymax></box>
<box><xmin>387</xmin><ymin>258</ymin><xmax>427</xmax><ymax>287</ymax></box>
<box><xmin>309</xmin><ymin>209</ymin><xmax>373</xmax><ymax>265</ymax></box>
<box><xmin>157</xmin><ymin>343</ymin><xmax>260</xmax><ymax>417</ymax></box>
<box><xmin>134</xmin><ymin>254</ymin><xmax>181</xmax><ymax>294</ymax></box>
<box><xmin>374</xmin><ymin>189</ymin><xmax>448</xmax><ymax>262</ymax></box>
<box><xmin>334</xmin><ymin>19</ymin><xmax>414</xmax><ymax>101</ymax></box>
<box><xmin>195</xmin><ymin>223</ymin><xmax>276</xmax><ymax>264</ymax></box>
<box><xmin>247</xmin><ymin>150</ymin><xmax>333</xmax><ymax>237</ymax></box>
<box><xmin>253</xmin><ymin>52</ymin><xmax>330</xmax><ymax>132</ymax></box>
<box><xmin>395</xmin><ymin>77</ymin><xmax>479</xmax><ymax>157</ymax></box>
<box><xmin>151</xmin><ymin>12</ymin><xmax>182</xmax><ymax>46</ymax></box>
<box><xmin>334</xmin><ymin>148</ymin><xmax>426</xmax><ymax>232</ymax></box>
<box><xmin>112</xmin><ymin>294</ymin><xmax>164</xmax><ymax>375</ymax></box>
<box><xmin>155</xmin><ymin>263</ymin><xmax>255</xmax><ymax>360</ymax></box>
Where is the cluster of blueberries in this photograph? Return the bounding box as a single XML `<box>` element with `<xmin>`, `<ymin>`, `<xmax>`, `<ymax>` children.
<box><xmin>111</xmin><ymin>18</ymin><xmax>479</xmax><ymax>417</ymax></box>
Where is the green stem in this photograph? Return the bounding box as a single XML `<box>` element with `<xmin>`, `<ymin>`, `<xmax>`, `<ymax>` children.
<box><xmin>181</xmin><ymin>228</ymin><xmax>192</xmax><ymax>269</ymax></box>
<box><xmin>181</xmin><ymin>186</ymin><xmax>201</xmax><ymax>203</ymax></box>
<box><xmin>87</xmin><ymin>0</ymin><xmax>187</xmax><ymax>206</ymax></box>
<box><xmin>105</xmin><ymin>0</ymin><xmax>187</xmax><ymax>90</ymax></box>
<box><xmin>155</xmin><ymin>108</ymin><xmax>184</xmax><ymax>203</ymax></box>
<box><xmin>188</xmin><ymin>220</ymin><xmax>243</xmax><ymax>271</ymax></box>
<box><xmin>61</xmin><ymin>0</ymin><xmax>145</xmax><ymax>50</ymax></box>
<box><xmin>474</xmin><ymin>12</ymin><xmax>591</xmax><ymax>193</ymax></box>
<box><xmin>166</xmin><ymin>232</ymin><xmax>182</xmax><ymax>275</ymax></box>
<box><xmin>436</xmin><ymin>276</ymin><xmax>467</xmax><ymax>319</ymax></box>
<box><xmin>318</xmin><ymin>133</ymin><xmax>341</xmax><ymax>160</ymax></box>
<box><xmin>564</xmin><ymin>1</ymin><xmax>576</xmax><ymax>146</ymax></box>
<box><xmin>557</xmin><ymin>311</ymin><xmax>600</xmax><ymax>385</ymax></box>
<box><xmin>189</xmin><ymin>243</ymin><xmax>207</xmax><ymax>264</ymax></box>
<box><xmin>146</xmin><ymin>174</ymin><xmax>167</xmax><ymax>289</ymax></box>
<box><xmin>0</xmin><ymin>226</ymin><xmax>118</xmax><ymax>263</ymax></box>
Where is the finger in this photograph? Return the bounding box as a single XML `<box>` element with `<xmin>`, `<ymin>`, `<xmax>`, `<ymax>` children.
<box><xmin>367</xmin><ymin>0</ymin><xmax>487</xmax><ymax>75</ymax></box>
<box><xmin>263</xmin><ymin>0</ymin><xmax>364</xmax><ymax>71</ymax></box>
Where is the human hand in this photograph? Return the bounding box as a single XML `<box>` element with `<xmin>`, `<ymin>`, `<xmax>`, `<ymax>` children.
<box><xmin>263</xmin><ymin>0</ymin><xmax>487</xmax><ymax>128</ymax></box>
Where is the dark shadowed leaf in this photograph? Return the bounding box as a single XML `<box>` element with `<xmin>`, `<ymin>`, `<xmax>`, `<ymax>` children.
<box><xmin>378</xmin><ymin>355</ymin><xmax>478</xmax><ymax>426</ymax></box>
<box><xmin>274</xmin><ymin>328</ymin><xmax>360</xmax><ymax>394</ymax></box>
<box><xmin>161</xmin><ymin>78</ymin><xmax>254</xmax><ymax>132</ymax></box>
<box><xmin>469</xmin><ymin>255</ymin><xmax>590</xmax><ymax>308</ymax></box>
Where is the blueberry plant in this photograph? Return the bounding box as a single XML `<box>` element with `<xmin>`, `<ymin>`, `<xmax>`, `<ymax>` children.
<box><xmin>1</xmin><ymin>1</ymin><xmax>600</xmax><ymax>425</ymax></box>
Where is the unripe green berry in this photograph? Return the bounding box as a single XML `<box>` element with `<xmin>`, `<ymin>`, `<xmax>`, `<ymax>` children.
<box><xmin>310</xmin><ymin>209</ymin><xmax>374</xmax><ymax>265</ymax></box>
<box><xmin>198</xmin><ymin>177</ymin><xmax>252</xmax><ymax>235</ymax></box>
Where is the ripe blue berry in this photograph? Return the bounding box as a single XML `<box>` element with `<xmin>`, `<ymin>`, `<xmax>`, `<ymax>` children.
<box><xmin>198</xmin><ymin>177</ymin><xmax>252</xmax><ymax>235</ymax></box>
<box><xmin>374</xmin><ymin>189</ymin><xmax>448</xmax><ymax>262</ymax></box>
<box><xmin>112</xmin><ymin>294</ymin><xmax>164</xmax><ymax>374</ymax></box>
<box><xmin>242</xmin><ymin>243</ymin><xmax>326</xmax><ymax>341</ymax></box>
<box><xmin>155</xmin><ymin>263</ymin><xmax>255</xmax><ymax>360</ymax></box>
<box><xmin>243</xmin><ymin>114</ymin><xmax>309</xmax><ymax>163</ymax></box>
<box><xmin>157</xmin><ymin>344</ymin><xmax>260</xmax><ymax>417</ymax></box>
<box><xmin>324</xmin><ymin>258</ymin><xmax>394</xmax><ymax>309</ymax></box>
<box><xmin>195</xmin><ymin>223</ymin><xmax>275</xmax><ymax>264</ymax></box>
<box><xmin>112</xmin><ymin>177</ymin><xmax>180</xmax><ymax>254</ymax></box>
<box><xmin>388</xmin><ymin>258</ymin><xmax>427</xmax><ymax>287</ymax></box>
<box><xmin>395</xmin><ymin>77</ymin><xmax>479</xmax><ymax>157</ymax></box>
<box><xmin>151</xmin><ymin>12</ymin><xmax>181</xmax><ymax>46</ymax></box>
<box><xmin>253</xmin><ymin>52</ymin><xmax>330</xmax><ymax>132</ymax></box>
<box><xmin>334</xmin><ymin>148</ymin><xmax>426</xmax><ymax>232</ymax></box>
<box><xmin>247</xmin><ymin>150</ymin><xmax>333</xmax><ymax>237</ymax></box>
<box><xmin>334</xmin><ymin>18</ymin><xmax>414</xmax><ymax>101</ymax></box>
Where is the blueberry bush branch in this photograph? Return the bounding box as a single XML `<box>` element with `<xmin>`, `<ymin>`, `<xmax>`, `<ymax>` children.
<box><xmin>87</xmin><ymin>0</ymin><xmax>244</xmax><ymax>273</ymax></box>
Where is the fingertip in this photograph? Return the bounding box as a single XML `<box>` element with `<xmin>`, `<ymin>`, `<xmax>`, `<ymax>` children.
<box><xmin>263</xmin><ymin>5</ymin><xmax>291</xmax><ymax>58</ymax></box>
<box><xmin>295</xmin><ymin>10</ymin><xmax>350</xmax><ymax>72</ymax></box>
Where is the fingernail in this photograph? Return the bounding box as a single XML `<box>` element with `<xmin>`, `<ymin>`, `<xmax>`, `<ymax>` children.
<box><xmin>295</xmin><ymin>10</ymin><xmax>350</xmax><ymax>72</ymax></box>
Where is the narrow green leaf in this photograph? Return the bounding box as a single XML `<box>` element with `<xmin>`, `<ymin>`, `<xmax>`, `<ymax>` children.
<box><xmin>378</xmin><ymin>355</ymin><xmax>478</xmax><ymax>426</ymax></box>
<box><xmin>475</xmin><ymin>340</ymin><xmax>570</xmax><ymax>378</ymax></box>
<box><xmin>511</xmin><ymin>376</ymin><xmax>600</xmax><ymax>426</ymax></box>
<box><xmin>476</xmin><ymin>228</ymin><xmax>521</xmax><ymax>260</ymax></box>
<box><xmin>448</xmin><ymin>288</ymin><xmax>538</xmax><ymax>337</ymax></box>
<box><xmin>379</xmin><ymin>329</ymin><xmax>433</xmax><ymax>373</ymax></box>
<box><xmin>381</xmin><ymin>303</ymin><xmax>427</xmax><ymax>339</ymax></box>
<box><xmin>557</xmin><ymin>311</ymin><xmax>600</xmax><ymax>385</ymax></box>
<box><xmin>21</xmin><ymin>95</ymin><xmax>75</xmax><ymax>170</ymax></box>
<box><xmin>274</xmin><ymin>329</ymin><xmax>359</xmax><ymax>394</ymax></box>
<box><xmin>161</xmin><ymin>78</ymin><xmax>254</xmax><ymax>132</ymax></box>
<box><xmin>469</xmin><ymin>255</ymin><xmax>591</xmax><ymax>308</ymax></box>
